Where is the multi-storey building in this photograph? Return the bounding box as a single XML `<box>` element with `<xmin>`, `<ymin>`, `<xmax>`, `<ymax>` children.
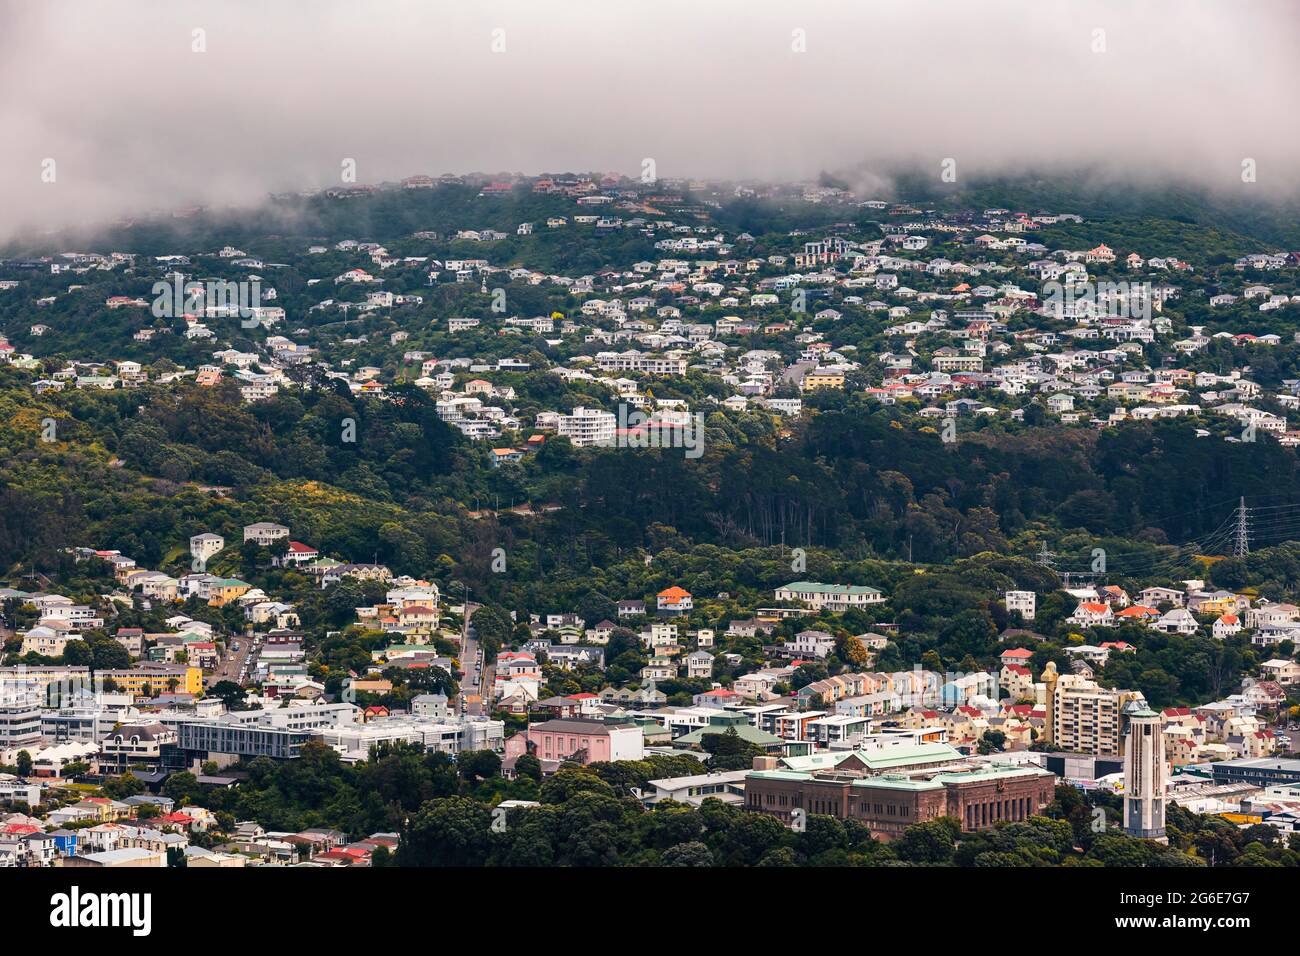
<box><xmin>1005</xmin><ymin>590</ymin><xmax>1036</xmax><ymax>621</ymax></box>
<box><xmin>745</xmin><ymin>760</ymin><xmax>1055</xmax><ymax>841</ymax></box>
<box><xmin>1041</xmin><ymin>662</ymin><xmax>1143</xmax><ymax>756</ymax></box>
<box><xmin>556</xmin><ymin>406</ymin><xmax>616</xmax><ymax>447</ymax></box>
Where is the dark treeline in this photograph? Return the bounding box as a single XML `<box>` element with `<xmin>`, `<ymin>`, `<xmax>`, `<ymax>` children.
<box><xmin>5</xmin><ymin>373</ymin><xmax>1300</xmax><ymax>581</ymax></box>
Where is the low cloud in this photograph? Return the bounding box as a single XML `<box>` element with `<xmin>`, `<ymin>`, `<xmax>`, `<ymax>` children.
<box><xmin>2</xmin><ymin>0</ymin><xmax>1297</xmax><ymax>240</ymax></box>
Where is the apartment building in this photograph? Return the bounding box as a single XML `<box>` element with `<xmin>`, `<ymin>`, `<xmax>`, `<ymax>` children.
<box><xmin>1005</xmin><ymin>590</ymin><xmax>1036</xmax><ymax>621</ymax></box>
<box><xmin>593</xmin><ymin>351</ymin><xmax>688</xmax><ymax>375</ymax></box>
<box><xmin>1041</xmin><ymin>662</ymin><xmax>1143</xmax><ymax>756</ymax></box>
<box><xmin>0</xmin><ymin>698</ymin><xmax>43</xmax><ymax>749</ymax></box>
<box><xmin>556</xmin><ymin>406</ymin><xmax>617</xmax><ymax>447</ymax></box>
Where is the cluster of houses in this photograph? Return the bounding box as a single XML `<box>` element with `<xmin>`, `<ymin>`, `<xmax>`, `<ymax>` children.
<box><xmin>50</xmin><ymin>523</ymin><xmax>452</xmax><ymax>702</ymax></box>
<box><xmin>10</xmin><ymin>175</ymin><xmax>1300</xmax><ymax>462</ymax></box>
<box><xmin>0</xmin><ymin>790</ymin><xmax>399</xmax><ymax>867</ymax></box>
<box><xmin>1063</xmin><ymin>578</ymin><xmax>1300</xmax><ymax>649</ymax></box>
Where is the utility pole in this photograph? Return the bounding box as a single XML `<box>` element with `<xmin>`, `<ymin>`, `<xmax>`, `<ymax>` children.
<box><xmin>1233</xmin><ymin>497</ymin><xmax>1251</xmax><ymax>557</ymax></box>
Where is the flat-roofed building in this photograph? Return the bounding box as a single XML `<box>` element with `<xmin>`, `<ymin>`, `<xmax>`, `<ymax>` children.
<box><xmin>635</xmin><ymin>770</ymin><xmax>749</xmax><ymax>807</ymax></box>
<box><xmin>1210</xmin><ymin>756</ymin><xmax>1300</xmax><ymax>789</ymax></box>
<box><xmin>1041</xmin><ymin>662</ymin><xmax>1144</xmax><ymax>756</ymax></box>
<box><xmin>745</xmin><ymin>761</ymin><xmax>1054</xmax><ymax>840</ymax></box>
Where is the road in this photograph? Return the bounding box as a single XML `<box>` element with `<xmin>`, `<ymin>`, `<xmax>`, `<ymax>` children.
<box><xmin>457</xmin><ymin>603</ymin><xmax>491</xmax><ymax>716</ymax></box>
<box><xmin>207</xmin><ymin>634</ymin><xmax>255</xmax><ymax>688</ymax></box>
<box><xmin>782</xmin><ymin>360</ymin><xmax>814</xmax><ymax>385</ymax></box>
<box><xmin>1269</xmin><ymin>715</ymin><xmax>1297</xmax><ymax>753</ymax></box>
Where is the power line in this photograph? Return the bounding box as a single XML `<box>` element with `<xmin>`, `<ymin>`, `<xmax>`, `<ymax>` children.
<box><xmin>1233</xmin><ymin>497</ymin><xmax>1250</xmax><ymax>557</ymax></box>
<box><xmin>1039</xmin><ymin>494</ymin><xmax>1300</xmax><ymax>583</ymax></box>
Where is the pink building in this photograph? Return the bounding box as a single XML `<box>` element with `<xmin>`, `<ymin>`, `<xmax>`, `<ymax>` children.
<box><xmin>524</xmin><ymin>719</ymin><xmax>643</xmax><ymax>764</ymax></box>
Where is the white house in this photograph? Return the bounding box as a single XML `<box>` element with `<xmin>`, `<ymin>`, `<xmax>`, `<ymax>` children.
<box><xmin>1069</xmin><ymin>602</ymin><xmax>1114</xmax><ymax>627</ymax></box>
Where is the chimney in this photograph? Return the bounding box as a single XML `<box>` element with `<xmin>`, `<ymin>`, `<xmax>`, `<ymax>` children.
<box><xmin>752</xmin><ymin>755</ymin><xmax>778</xmax><ymax>771</ymax></box>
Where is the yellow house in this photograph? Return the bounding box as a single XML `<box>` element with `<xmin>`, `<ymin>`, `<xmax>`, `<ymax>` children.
<box><xmin>349</xmin><ymin>679</ymin><xmax>393</xmax><ymax>695</ymax></box>
<box><xmin>801</xmin><ymin>370</ymin><xmax>845</xmax><ymax>392</ymax></box>
<box><xmin>1196</xmin><ymin>595</ymin><xmax>1241</xmax><ymax>617</ymax></box>
<box><xmin>208</xmin><ymin>578</ymin><xmax>253</xmax><ymax>607</ymax></box>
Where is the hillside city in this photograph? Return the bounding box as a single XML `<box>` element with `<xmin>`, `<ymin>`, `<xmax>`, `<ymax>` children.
<box><xmin>3</xmin><ymin>171</ymin><xmax>1300</xmax><ymax>869</ymax></box>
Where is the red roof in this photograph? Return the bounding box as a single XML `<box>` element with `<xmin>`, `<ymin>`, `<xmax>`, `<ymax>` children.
<box><xmin>315</xmin><ymin>850</ymin><xmax>354</xmax><ymax>862</ymax></box>
<box><xmin>1117</xmin><ymin>605</ymin><xmax>1157</xmax><ymax>617</ymax></box>
<box><xmin>1000</xmin><ymin>648</ymin><xmax>1033</xmax><ymax>659</ymax></box>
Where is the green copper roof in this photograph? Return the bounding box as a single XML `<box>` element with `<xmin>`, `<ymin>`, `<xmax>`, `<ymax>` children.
<box><xmin>779</xmin><ymin>582</ymin><xmax>882</xmax><ymax>595</ymax></box>
<box><xmin>678</xmin><ymin>723</ymin><xmax>783</xmax><ymax>746</ymax></box>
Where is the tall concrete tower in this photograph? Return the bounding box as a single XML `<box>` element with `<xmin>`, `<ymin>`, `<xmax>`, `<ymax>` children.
<box><xmin>1040</xmin><ymin>661</ymin><xmax>1059</xmax><ymax>746</ymax></box>
<box><xmin>1122</xmin><ymin>702</ymin><xmax>1167</xmax><ymax>842</ymax></box>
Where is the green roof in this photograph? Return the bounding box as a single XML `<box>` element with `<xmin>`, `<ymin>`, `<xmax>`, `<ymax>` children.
<box><xmin>747</xmin><ymin>769</ymin><xmax>813</xmax><ymax>782</ymax></box>
<box><xmin>780</xmin><ymin>751</ymin><xmax>864</xmax><ymax>772</ymax></box>
<box><xmin>750</xmin><ymin>760</ymin><xmax>1046</xmax><ymax>792</ymax></box>
<box><xmin>779</xmin><ymin>582</ymin><xmax>882</xmax><ymax>596</ymax></box>
<box><xmin>750</xmin><ymin>743</ymin><xmax>962</xmax><ymax>781</ymax></box>
<box><xmin>857</xmin><ymin>742</ymin><xmax>960</xmax><ymax>771</ymax></box>
<box><xmin>850</xmin><ymin>774</ymin><xmax>943</xmax><ymax>791</ymax></box>
<box><xmin>855</xmin><ymin>765</ymin><xmax>1046</xmax><ymax>792</ymax></box>
<box><xmin>677</xmin><ymin>723</ymin><xmax>783</xmax><ymax>747</ymax></box>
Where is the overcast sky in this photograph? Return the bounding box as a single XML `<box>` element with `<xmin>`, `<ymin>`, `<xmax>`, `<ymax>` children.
<box><xmin>2</xmin><ymin>0</ymin><xmax>1297</xmax><ymax>239</ymax></box>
